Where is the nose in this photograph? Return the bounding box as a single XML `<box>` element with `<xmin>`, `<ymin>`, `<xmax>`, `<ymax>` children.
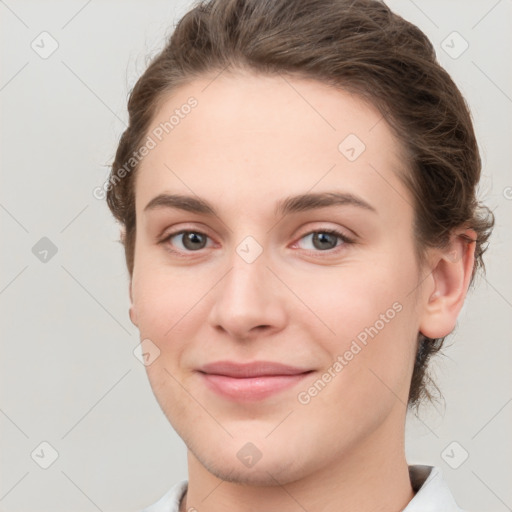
<box><xmin>207</xmin><ymin>248</ymin><xmax>287</xmax><ymax>340</ymax></box>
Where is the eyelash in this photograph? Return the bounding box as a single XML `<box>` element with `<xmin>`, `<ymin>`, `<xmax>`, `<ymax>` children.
<box><xmin>159</xmin><ymin>228</ymin><xmax>355</xmax><ymax>257</ymax></box>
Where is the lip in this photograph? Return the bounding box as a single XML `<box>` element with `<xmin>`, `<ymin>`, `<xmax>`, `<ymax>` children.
<box><xmin>198</xmin><ymin>360</ymin><xmax>312</xmax><ymax>377</ymax></box>
<box><xmin>197</xmin><ymin>361</ymin><xmax>314</xmax><ymax>401</ymax></box>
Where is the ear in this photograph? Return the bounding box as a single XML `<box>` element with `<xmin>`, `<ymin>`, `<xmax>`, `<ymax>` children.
<box><xmin>419</xmin><ymin>229</ymin><xmax>476</xmax><ymax>339</ymax></box>
<box><xmin>128</xmin><ymin>278</ymin><xmax>138</xmax><ymax>327</ymax></box>
<box><xmin>121</xmin><ymin>226</ymin><xmax>138</xmax><ymax>327</ymax></box>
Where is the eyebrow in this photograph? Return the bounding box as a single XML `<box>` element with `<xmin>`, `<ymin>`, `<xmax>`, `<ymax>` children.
<box><xmin>143</xmin><ymin>191</ymin><xmax>377</xmax><ymax>217</ymax></box>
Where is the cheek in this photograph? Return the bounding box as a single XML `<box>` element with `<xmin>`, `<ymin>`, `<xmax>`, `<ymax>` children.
<box><xmin>298</xmin><ymin>260</ymin><xmax>418</xmax><ymax>394</ymax></box>
<box><xmin>298</xmin><ymin>263</ymin><xmax>409</xmax><ymax>338</ymax></box>
<box><xmin>132</xmin><ymin>271</ymin><xmax>199</xmax><ymax>419</ymax></box>
<box><xmin>132</xmin><ymin>265</ymin><xmax>205</xmax><ymax>334</ymax></box>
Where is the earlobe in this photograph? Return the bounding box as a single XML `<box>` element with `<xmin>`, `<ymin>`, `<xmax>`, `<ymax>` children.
<box><xmin>419</xmin><ymin>229</ymin><xmax>476</xmax><ymax>339</ymax></box>
<box><xmin>129</xmin><ymin>305</ymin><xmax>138</xmax><ymax>327</ymax></box>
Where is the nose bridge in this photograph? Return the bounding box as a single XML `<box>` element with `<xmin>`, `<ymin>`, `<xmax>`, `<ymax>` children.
<box><xmin>236</xmin><ymin>241</ymin><xmax>272</xmax><ymax>289</ymax></box>
<box><xmin>224</xmin><ymin>231</ymin><xmax>272</xmax><ymax>295</ymax></box>
<box><xmin>208</xmin><ymin>239</ymin><xmax>286</xmax><ymax>337</ymax></box>
<box><xmin>221</xmin><ymin>245</ymin><xmax>272</xmax><ymax>312</ymax></box>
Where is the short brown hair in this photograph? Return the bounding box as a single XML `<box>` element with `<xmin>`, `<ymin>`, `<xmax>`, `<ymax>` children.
<box><xmin>106</xmin><ymin>0</ymin><xmax>494</xmax><ymax>411</ymax></box>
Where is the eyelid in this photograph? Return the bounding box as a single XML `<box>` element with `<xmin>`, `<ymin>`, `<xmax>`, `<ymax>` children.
<box><xmin>295</xmin><ymin>226</ymin><xmax>355</xmax><ymax>243</ymax></box>
<box><xmin>158</xmin><ymin>221</ymin><xmax>216</xmax><ymax>244</ymax></box>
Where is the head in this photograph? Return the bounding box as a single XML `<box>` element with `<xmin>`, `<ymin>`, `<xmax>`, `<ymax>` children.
<box><xmin>106</xmin><ymin>0</ymin><xmax>493</xmax><ymax>485</ymax></box>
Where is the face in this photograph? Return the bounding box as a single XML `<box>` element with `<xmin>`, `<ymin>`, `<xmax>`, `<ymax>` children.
<box><xmin>129</xmin><ymin>71</ymin><xmax>426</xmax><ymax>485</ymax></box>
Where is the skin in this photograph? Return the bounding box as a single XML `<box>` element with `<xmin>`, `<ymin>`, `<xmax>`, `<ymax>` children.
<box><xmin>127</xmin><ymin>70</ymin><xmax>475</xmax><ymax>512</ymax></box>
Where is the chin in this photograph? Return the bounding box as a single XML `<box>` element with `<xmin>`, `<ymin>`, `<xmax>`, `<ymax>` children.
<box><xmin>187</xmin><ymin>443</ymin><xmax>307</xmax><ymax>487</ymax></box>
<box><xmin>194</xmin><ymin>448</ymin><xmax>306</xmax><ymax>487</ymax></box>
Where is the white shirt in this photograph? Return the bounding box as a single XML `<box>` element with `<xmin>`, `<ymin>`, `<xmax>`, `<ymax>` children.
<box><xmin>141</xmin><ymin>465</ymin><xmax>467</xmax><ymax>512</ymax></box>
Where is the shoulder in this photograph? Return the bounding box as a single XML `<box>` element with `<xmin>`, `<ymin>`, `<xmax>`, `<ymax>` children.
<box><xmin>140</xmin><ymin>480</ymin><xmax>188</xmax><ymax>512</ymax></box>
<box><xmin>404</xmin><ymin>465</ymin><xmax>468</xmax><ymax>511</ymax></box>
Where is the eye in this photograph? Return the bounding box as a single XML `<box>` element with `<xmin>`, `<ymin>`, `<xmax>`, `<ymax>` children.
<box><xmin>160</xmin><ymin>228</ymin><xmax>354</xmax><ymax>256</ymax></box>
<box><xmin>162</xmin><ymin>230</ymin><xmax>213</xmax><ymax>253</ymax></box>
<box><xmin>295</xmin><ymin>229</ymin><xmax>353</xmax><ymax>252</ymax></box>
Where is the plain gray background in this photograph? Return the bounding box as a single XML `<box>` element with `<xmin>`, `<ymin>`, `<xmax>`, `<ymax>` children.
<box><xmin>1</xmin><ymin>1</ymin><xmax>511</xmax><ymax>511</ymax></box>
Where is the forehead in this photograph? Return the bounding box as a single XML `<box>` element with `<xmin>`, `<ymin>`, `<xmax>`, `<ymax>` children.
<box><xmin>134</xmin><ymin>71</ymin><xmax>411</xmax><ymax>219</ymax></box>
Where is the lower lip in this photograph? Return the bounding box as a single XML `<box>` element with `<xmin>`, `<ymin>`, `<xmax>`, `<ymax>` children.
<box><xmin>199</xmin><ymin>372</ymin><xmax>312</xmax><ymax>401</ymax></box>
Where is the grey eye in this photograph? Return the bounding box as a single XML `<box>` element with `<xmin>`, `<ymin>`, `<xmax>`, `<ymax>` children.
<box><xmin>172</xmin><ymin>231</ymin><xmax>209</xmax><ymax>251</ymax></box>
<box><xmin>298</xmin><ymin>231</ymin><xmax>343</xmax><ymax>251</ymax></box>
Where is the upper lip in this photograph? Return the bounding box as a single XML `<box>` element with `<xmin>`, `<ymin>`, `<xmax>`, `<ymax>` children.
<box><xmin>198</xmin><ymin>361</ymin><xmax>313</xmax><ymax>378</ymax></box>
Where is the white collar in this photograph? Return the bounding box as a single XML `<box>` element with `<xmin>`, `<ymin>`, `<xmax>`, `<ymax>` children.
<box><xmin>404</xmin><ymin>465</ymin><xmax>466</xmax><ymax>511</ymax></box>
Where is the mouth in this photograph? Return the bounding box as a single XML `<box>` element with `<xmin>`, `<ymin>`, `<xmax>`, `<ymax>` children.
<box><xmin>196</xmin><ymin>360</ymin><xmax>315</xmax><ymax>401</ymax></box>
